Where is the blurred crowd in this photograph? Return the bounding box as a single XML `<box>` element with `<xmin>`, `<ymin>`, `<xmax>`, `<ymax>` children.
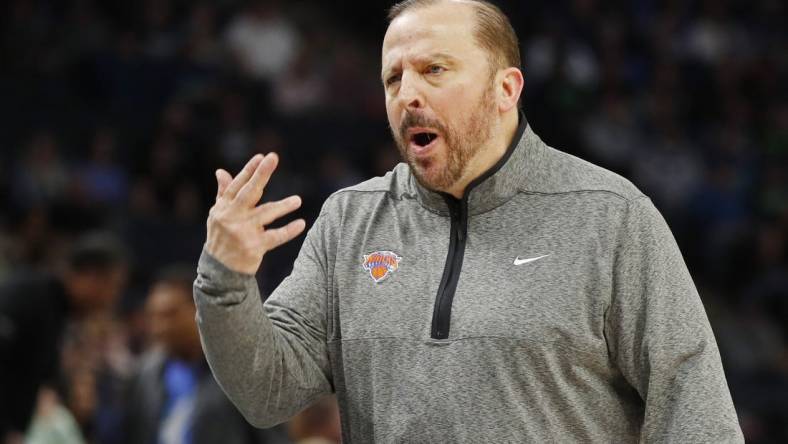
<box><xmin>0</xmin><ymin>0</ymin><xmax>785</xmax><ymax>442</ymax></box>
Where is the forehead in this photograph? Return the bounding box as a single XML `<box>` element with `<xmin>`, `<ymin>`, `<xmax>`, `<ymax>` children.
<box><xmin>382</xmin><ymin>2</ymin><xmax>483</xmax><ymax>68</ymax></box>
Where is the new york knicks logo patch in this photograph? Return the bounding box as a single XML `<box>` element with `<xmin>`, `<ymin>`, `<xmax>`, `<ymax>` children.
<box><xmin>362</xmin><ymin>251</ymin><xmax>402</xmax><ymax>283</ymax></box>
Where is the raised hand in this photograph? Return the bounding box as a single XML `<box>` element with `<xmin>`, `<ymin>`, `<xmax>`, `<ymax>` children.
<box><xmin>204</xmin><ymin>153</ymin><xmax>306</xmax><ymax>275</ymax></box>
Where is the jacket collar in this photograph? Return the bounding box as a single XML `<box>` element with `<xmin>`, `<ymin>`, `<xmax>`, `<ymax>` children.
<box><xmin>411</xmin><ymin>111</ymin><xmax>539</xmax><ymax>215</ymax></box>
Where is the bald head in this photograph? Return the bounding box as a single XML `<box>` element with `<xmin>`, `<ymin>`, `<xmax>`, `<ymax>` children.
<box><xmin>387</xmin><ymin>0</ymin><xmax>520</xmax><ymax>73</ymax></box>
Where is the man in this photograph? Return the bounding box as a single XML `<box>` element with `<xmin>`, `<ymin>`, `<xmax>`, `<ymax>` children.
<box><xmin>0</xmin><ymin>233</ymin><xmax>127</xmax><ymax>442</ymax></box>
<box><xmin>194</xmin><ymin>0</ymin><xmax>744</xmax><ymax>442</ymax></box>
<box><xmin>121</xmin><ymin>267</ymin><xmax>288</xmax><ymax>444</ymax></box>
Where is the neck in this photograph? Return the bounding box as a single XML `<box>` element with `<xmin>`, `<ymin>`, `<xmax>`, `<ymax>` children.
<box><xmin>445</xmin><ymin>110</ymin><xmax>520</xmax><ymax>199</ymax></box>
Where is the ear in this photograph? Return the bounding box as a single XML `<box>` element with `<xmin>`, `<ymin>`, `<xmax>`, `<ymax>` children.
<box><xmin>497</xmin><ymin>67</ymin><xmax>524</xmax><ymax>113</ymax></box>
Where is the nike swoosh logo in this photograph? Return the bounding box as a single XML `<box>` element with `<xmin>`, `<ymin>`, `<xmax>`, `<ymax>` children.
<box><xmin>513</xmin><ymin>254</ymin><xmax>550</xmax><ymax>265</ymax></box>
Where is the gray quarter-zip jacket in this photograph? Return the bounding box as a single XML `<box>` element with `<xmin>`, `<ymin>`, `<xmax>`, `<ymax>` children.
<box><xmin>194</xmin><ymin>117</ymin><xmax>744</xmax><ymax>443</ymax></box>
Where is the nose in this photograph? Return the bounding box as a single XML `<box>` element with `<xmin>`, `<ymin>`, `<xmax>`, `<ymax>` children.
<box><xmin>398</xmin><ymin>71</ymin><xmax>424</xmax><ymax>111</ymax></box>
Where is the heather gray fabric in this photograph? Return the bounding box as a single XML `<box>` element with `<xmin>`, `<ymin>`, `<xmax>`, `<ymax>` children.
<box><xmin>194</xmin><ymin>124</ymin><xmax>744</xmax><ymax>443</ymax></box>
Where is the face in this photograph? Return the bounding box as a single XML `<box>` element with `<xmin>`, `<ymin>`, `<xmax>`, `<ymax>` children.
<box><xmin>67</xmin><ymin>266</ymin><xmax>127</xmax><ymax>313</ymax></box>
<box><xmin>146</xmin><ymin>283</ymin><xmax>201</xmax><ymax>359</ymax></box>
<box><xmin>382</xmin><ymin>2</ymin><xmax>501</xmax><ymax>193</ymax></box>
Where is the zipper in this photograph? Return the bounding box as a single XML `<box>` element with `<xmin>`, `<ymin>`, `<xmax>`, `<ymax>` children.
<box><xmin>427</xmin><ymin>112</ymin><xmax>528</xmax><ymax>340</ymax></box>
<box><xmin>430</xmin><ymin>194</ymin><xmax>468</xmax><ymax>339</ymax></box>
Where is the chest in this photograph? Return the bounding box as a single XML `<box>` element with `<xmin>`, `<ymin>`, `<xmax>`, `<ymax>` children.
<box><xmin>331</xmin><ymin>199</ymin><xmax>615</xmax><ymax>350</ymax></box>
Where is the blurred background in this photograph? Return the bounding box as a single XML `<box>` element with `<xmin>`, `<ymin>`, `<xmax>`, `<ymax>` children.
<box><xmin>0</xmin><ymin>0</ymin><xmax>785</xmax><ymax>442</ymax></box>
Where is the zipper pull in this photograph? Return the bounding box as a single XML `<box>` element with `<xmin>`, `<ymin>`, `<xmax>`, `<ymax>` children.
<box><xmin>447</xmin><ymin>199</ymin><xmax>459</xmax><ymax>220</ymax></box>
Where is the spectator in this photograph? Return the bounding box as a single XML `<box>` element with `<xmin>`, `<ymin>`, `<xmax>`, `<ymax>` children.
<box><xmin>74</xmin><ymin>127</ymin><xmax>128</xmax><ymax>207</ymax></box>
<box><xmin>0</xmin><ymin>232</ymin><xmax>127</xmax><ymax>442</ymax></box>
<box><xmin>120</xmin><ymin>266</ymin><xmax>289</xmax><ymax>444</ymax></box>
<box><xmin>224</xmin><ymin>1</ymin><xmax>301</xmax><ymax>81</ymax></box>
<box><xmin>11</xmin><ymin>130</ymin><xmax>70</xmax><ymax>209</ymax></box>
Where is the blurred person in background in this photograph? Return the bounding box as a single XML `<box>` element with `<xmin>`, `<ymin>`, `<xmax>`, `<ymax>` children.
<box><xmin>224</xmin><ymin>0</ymin><xmax>301</xmax><ymax>83</ymax></box>
<box><xmin>120</xmin><ymin>265</ymin><xmax>289</xmax><ymax>444</ymax></box>
<box><xmin>10</xmin><ymin>130</ymin><xmax>70</xmax><ymax>209</ymax></box>
<box><xmin>58</xmin><ymin>290</ymin><xmax>136</xmax><ymax>443</ymax></box>
<box><xmin>0</xmin><ymin>232</ymin><xmax>127</xmax><ymax>443</ymax></box>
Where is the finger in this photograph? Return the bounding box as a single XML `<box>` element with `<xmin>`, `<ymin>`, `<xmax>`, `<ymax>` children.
<box><xmin>215</xmin><ymin>169</ymin><xmax>233</xmax><ymax>200</ymax></box>
<box><xmin>254</xmin><ymin>195</ymin><xmax>302</xmax><ymax>227</ymax></box>
<box><xmin>237</xmin><ymin>152</ymin><xmax>279</xmax><ymax>205</ymax></box>
<box><xmin>262</xmin><ymin>219</ymin><xmax>306</xmax><ymax>251</ymax></box>
<box><xmin>224</xmin><ymin>154</ymin><xmax>264</xmax><ymax>199</ymax></box>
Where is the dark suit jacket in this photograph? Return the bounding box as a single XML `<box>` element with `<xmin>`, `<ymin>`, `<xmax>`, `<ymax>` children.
<box><xmin>121</xmin><ymin>349</ymin><xmax>290</xmax><ymax>444</ymax></box>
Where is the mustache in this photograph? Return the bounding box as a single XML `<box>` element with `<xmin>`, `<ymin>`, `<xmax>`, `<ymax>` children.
<box><xmin>399</xmin><ymin>112</ymin><xmax>447</xmax><ymax>141</ymax></box>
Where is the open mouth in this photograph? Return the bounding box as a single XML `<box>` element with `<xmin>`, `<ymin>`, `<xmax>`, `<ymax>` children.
<box><xmin>412</xmin><ymin>132</ymin><xmax>438</xmax><ymax>147</ymax></box>
<box><xmin>407</xmin><ymin>129</ymin><xmax>441</xmax><ymax>156</ymax></box>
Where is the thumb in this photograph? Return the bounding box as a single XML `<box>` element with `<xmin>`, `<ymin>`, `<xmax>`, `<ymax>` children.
<box><xmin>215</xmin><ymin>169</ymin><xmax>233</xmax><ymax>200</ymax></box>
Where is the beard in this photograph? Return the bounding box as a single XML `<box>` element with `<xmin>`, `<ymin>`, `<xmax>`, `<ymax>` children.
<box><xmin>391</xmin><ymin>82</ymin><xmax>497</xmax><ymax>193</ymax></box>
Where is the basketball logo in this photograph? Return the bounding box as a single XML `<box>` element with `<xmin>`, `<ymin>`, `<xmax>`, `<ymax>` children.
<box><xmin>362</xmin><ymin>251</ymin><xmax>402</xmax><ymax>283</ymax></box>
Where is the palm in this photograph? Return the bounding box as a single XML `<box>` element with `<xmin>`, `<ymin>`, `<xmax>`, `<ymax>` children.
<box><xmin>205</xmin><ymin>153</ymin><xmax>305</xmax><ymax>275</ymax></box>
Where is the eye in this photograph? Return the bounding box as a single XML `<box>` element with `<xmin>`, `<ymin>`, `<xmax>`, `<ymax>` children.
<box><xmin>385</xmin><ymin>73</ymin><xmax>401</xmax><ymax>86</ymax></box>
<box><xmin>426</xmin><ymin>65</ymin><xmax>445</xmax><ymax>75</ymax></box>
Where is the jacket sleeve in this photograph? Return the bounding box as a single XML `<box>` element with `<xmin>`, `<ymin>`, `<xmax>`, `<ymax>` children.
<box><xmin>193</xmin><ymin>209</ymin><xmax>334</xmax><ymax>428</ymax></box>
<box><xmin>604</xmin><ymin>196</ymin><xmax>744</xmax><ymax>443</ymax></box>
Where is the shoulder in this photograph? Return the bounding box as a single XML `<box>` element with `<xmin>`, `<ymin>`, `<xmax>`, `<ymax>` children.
<box><xmin>319</xmin><ymin>162</ymin><xmax>415</xmax><ymax>214</ymax></box>
<box><xmin>526</xmin><ymin>144</ymin><xmax>645</xmax><ymax>203</ymax></box>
